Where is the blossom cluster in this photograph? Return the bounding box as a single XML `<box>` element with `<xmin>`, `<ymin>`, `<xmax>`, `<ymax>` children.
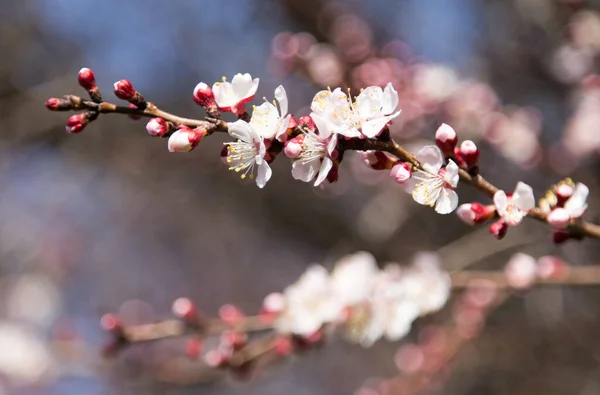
<box><xmin>265</xmin><ymin>251</ymin><xmax>451</xmax><ymax>346</ymax></box>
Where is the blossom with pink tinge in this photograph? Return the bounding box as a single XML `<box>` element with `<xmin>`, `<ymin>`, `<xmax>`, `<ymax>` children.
<box><xmin>435</xmin><ymin>123</ymin><xmax>458</xmax><ymax>156</ymax></box>
<box><xmin>77</xmin><ymin>68</ymin><xmax>97</xmax><ymax>90</ymax></box>
<box><xmin>168</xmin><ymin>126</ymin><xmax>204</xmax><ymax>153</ymax></box>
<box><xmin>311</xmin><ymin>83</ymin><xmax>401</xmax><ymax>138</ymax></box>
<box><xmin>330</xmin><ymin>251</ymin><xmax>378</xmax><ymax>306</ymax></box>
<box><xmin>547</xmin><ymin>208</ymin><xmax>571</xmax><ymax>229</ymax></box>
<box><xmin>405</xmin><ymin>145</ymin><xmax>459</xmax><ymax>214</ymax></box>
<box><xmin>493</xmin><ymin>182</ymin><xmax>535</xmax><ymax>226</ymax></box>
<box><xmin>563</xmin><ymin>182</ymin><xmax>589</xmax><ymax>219</ymax></box>
<box><xmin>284</xmin><ymin>136</ymin><xmax>303</xmax><ymax>158</ymax></box>
<box><xmin>489</xmin><ymin>219</ymin><xmax>508</xmax><ymax>239</ymax></box>
<box><xmin>456</xmin><ymin>202</ymin><xmax>495</xmax><ymax>225</ymax></box>
<box><xmin>192</xmin><ymin>82</ymin><xmax>216</xmax><ymax>107</ymax></box>
<box><xmin>459</xmin><ymin>140</ymin><xmax>479</xmax><ymax>168</ymax></box>
<box><xmin>212</xmin><ymin>73</ymin><xmax>259</xmax><ymax>115</ymax></box>
<box><xmin>504</xmin><ymin>253</ymin><xmax>537</xmax><ymax>289</ymax></box>
<box><xmin>389</xmin><ymin>162</ymin><xmax>412</xmax><ymax>184</ymax></box>
<box><xmin>223</xmin><ymin>120</ymin><xmax>271</xmax><ymax>188</ymax></box>
<box><xmin>146</xmin><ymin>118</ymin><xmax>169</xmax><ymax>137</ymax></box>
<box><xmin>291</xmin><ymin>113</ymin><xmax>338</xmax><ymax>186</ymax></box>
<box><xmin>113</xmin><ymin>79</ymin><xmax>136</xmax><ymax>101</ymax></box>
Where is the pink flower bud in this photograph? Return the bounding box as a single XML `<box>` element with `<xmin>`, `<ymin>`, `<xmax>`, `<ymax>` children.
<box><xmin>127</xmin><ymin>103</ymin><xmax>142</xmax><ymax>120</ymax></box>
<box><xmin>536</xmin><ymin>255</ymin><xmax>569</xmax><ymax>280</ymax></box>
<box><xmin>504</xmin><ymin>253</ymin><xmax>537</xmax><ymax>289</ymax></box>
<box><xmin>167</xmin><ymin>126</ymin><xmax>204</xmax><ymax>152</ymax></box>
<box><xmin>273</xmin><ymin>335</ymin><xmax>293</xmax><ymax>356</ymax></box>
<box><xmin>459</xmin><ymin>140</ymin><xmax>479</xmax><ymax>168</ymax></box>
<box><xmin>555</xmin><ymin>184</ymin><xmax>574</xmax><ymax>206</ymax></box>
<box><xmin>184</xmin><ymin>338</ymin><xmax>203</xmax><ymax>359</ymax></box>
<box><xmin>552</xmin><ymin>230</ymin><xmax>572</xmax><ymax>244</ymax></box>
<box><xmin>284</xmin><ymin>136</ymin><xmax>303</xmax><ymax>158</ymax></box>
<box><xmin>204</xmin><ymin>349</ymin><xmax>227</xmax><ymax>368</ymax></box>
<box><xmin>172</xmin><ymin>297</ymin><xmax>197</xmax><ymax>320</ymax></box>
<box><xmin>66</xmin><ymin>113</ymin><xmax>89</xmax><ymax>134</ymax></box>
<box><xmin>389</xmin><ymin>162</ymin><xmax>412</xmax><ymax>183</ymax></box>
<box><xmin>456</xmin><ymin>202</ymin><xmax>495</xmax><ymax>225</ymax></box>
<box><xmin>547</xmin><ymin>207</ymin><xmax>570</xmax><ymax>229</ymax></box>
<box><xmin>218</xmin><ymin>304</ymin><xmax>244</xmax><ymax>325</ymax></box>
<box><xmin>46</xmin><ymin>97</ymin><xmax>72</xmax><ymax>111</ymax></box>
<box><xmin>78</xmin><ymin>68</ymin><xmax>97</xmax><ymax>90</ymax></box>
<box><xmin>220</xmin><ymin>330</ymin><xmax>247</xmax><ymax>351</ymax></box>
<box><xmin>362</xmin><ymin>150</ymin><xmax>395</xmax><ymax>170</ymax></box>
<box><xmin>193</xmin><ymin>82</ymin><xmax>216</xmax><ymax>107</ymax></box>
<box><xmin>113</xmin><ymin>79</ymin><xmax>136</xmax><ymax>101</ymax></box>
<box><xmin>146</xmin><ymin>118</ymin><xmax>169</xmax><ymax>137</ymax></box>
<box><xmin>299</xmin><ymin>115</ymin><xmax>316</xmax><ymax>132</ymax></box>
<box><xmin>489</xmin><ymin>219</ymin><xmax>508</xmax><ymax>240</ymax></box>
<box><xmin>100</xmin><ymin>313</ymin><xmax>121</xmax><ymax>333</ymax></box>
<box><xmin>435</xmin><ymin>123</ymin><xmax>458</xmax><ymax>156</ymax></box>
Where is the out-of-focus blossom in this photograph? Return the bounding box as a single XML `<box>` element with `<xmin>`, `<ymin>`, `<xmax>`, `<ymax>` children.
<box><xmin>456</xmin><ymin>202</ymin><xmax>496</xmax><ymax>225</ymax></box>
<box><xmin>435</xmin><ymin>123</ymin><xmax>458</xmax><ymax>157</ymax></box>
<box><xmin>7</xmin><ymin>275</ymin><xmax>61</xmax><ymax>328</ymax></box>
<box><xmin>400</xmin><ymin>252</ymin><xmax>451</xmax><ymax>315</ymax></box>
<box><xmin>493</xmin><ymin>182</ymin><xmax>535</xmax><ymax>226</ymax></box>
<box><xmin>405</xmin><ymin>146</ymin><xmax>459</xmax><ymax>214</ymax></box>
<box><xmin>330</xmin><ymin>251</ymin><xmax>378</xmax><ymax>305</ymax></box>
<box><xmin>547</xmin><ymin>182</ymin><xmax>589</xmax><ymax>229</ymax></box>
<box><xmin>224</xmin><ymin>120</ymin><xmax>271</xmax><ymax>188</ymax></box>
<box><xmin>413</xmin><ymin>64</ymin><xmax>459</xmax><ymax>102</ymax></box>
<box><xmin>250</xmin><ymin>85</ymin><xmax>291</xmax><ymax>141</ymax></box>
<box><xmin>212</xmin><ymin>73</ymin><xmax>259</xmax><ymax>115</ymax></box>
<box><xmin>389</xmin><ymin>162</ymin><xmax>412</xmax><ymax>184</ymax></box>
<box><xmin>504</xmin><ymin>253</ymin><xmax>537</xmax><ymax>289</ymax></box>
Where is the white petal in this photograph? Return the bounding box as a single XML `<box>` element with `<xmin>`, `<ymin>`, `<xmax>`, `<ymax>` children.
<box><xmin>231</xmin><ymin>73</ymin><xmax>258</xmax><ymax>101</ymax></box>
<box><xmin>275</xmin><ymin>115</ymin><xmax>291</xmax><ymax>140</ymax></box>
<box><xmin>435</xmin><ymin>188</ymin><xmax>459</xmax><ymax>214</ymax></box>
<box><xmin>512</xmin><ymin>182</ymin><xmax>536</xmax><ymax>211</ymax></box>
<box><xmin>356</xmin><ymin>86</ymin><xmax>383</xmax><ymax>120</ymax></box>
<box><xmin>310</xmin><ymin>112</ymin><xmax>333</xmax><ymax>139</ymax></box>
<box><xmin>413</xmin><ymin>179</ymin><xmax>443</xmax><ymax>206</ymax></box>
<box><xmin>326</xmin><ymin>134</ymin><xmax>338</xmax><ymax>155</ymax></box>
<box><xmin>404</xmin><ymin>170</ymin><xmax>431</xmax><ymax>194</ymax></box>
<box><xmin>227</xmin><ymin>120</ymin><xmax>253</xmax><ymax>142</ymax></box>
<box><xmin>255</xmin><ymin>161</ymin><xmax>272</xmax><ymax>188</ymax></box>
<box><xmin>315</xmin><ymin>157</ymin><xmax>333</xmax><ymax>186</ymax></box>
<box><xmin>311</xmin><ymin>88</ymin><xmax>348</xmax><ymax>115</ymax></box>
<box><xmin>565</xmin><ymin>182</ymin><xmax>589</xmax><ymax>218</ymax></box>
<box><xmin>493</xmin><ymin>190</ymin><xmax>508</xmax><ymax>215</ymax></box>
<box><xmin>274</xmin><ymin>85</ymin><xmax>288</xmax><ymax>116</ymax></box>
<box><xmin>250</xmin><ymin>102</ymin><xmax>279</xmax><ymax>139</ymax></box>
<box><xmin>382</xmin><ymin>82</ymin><xmax>399</xmax><ymax>115</ymax></box>
<box><xmin>443</xmin><ymin>160</ymin><xmax>459</xmax><ymax>187</ymax></box>
<box><xmin>292</xmin><ymin>159</ymin><xmax>319</xmax><ymax>182</ymax></box>
<box><xmin>335</xmin><ymin>124</ymin><xmax>362</xmax><ymax>138</ymax></box>
<box><xmin>416</xmin><ymin>145</ymin><xmax>444</xmax><ymax>174</ymax></box>
<box><xmin>385</xmin><ymin>302</ymin><xmax>419</xmax><ymax>341</ymax></box>
<box><xmin>360</xmin><ymin>112</ymin><xmax>399</xmax><ymax>138</ymax></box>
<box><xmin>212</xmin><ymin>81</ymin><xmax>236</xmax><ymax>108</ymax></box>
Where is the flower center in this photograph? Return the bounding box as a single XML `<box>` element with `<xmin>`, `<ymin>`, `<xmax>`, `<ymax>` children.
<box><xmin>226</xmin><ymin>140</ymin><xmax>259</xmax><ymax>180</ymax></box>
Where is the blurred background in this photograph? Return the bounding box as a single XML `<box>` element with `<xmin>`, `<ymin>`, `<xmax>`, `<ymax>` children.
<box><xmin>2</xmin><ymin>0</ymin><xmax>600</xmax><ymax>394</ymax></box>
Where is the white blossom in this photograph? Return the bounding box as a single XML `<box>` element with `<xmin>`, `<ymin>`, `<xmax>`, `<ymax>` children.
<box><xmin>330</xmin><ymin>251</ymin><xmax>378</xmax><ymax>306</ymax></box>
<box><xmin>406</xmin><ymin>145</ymin><xmax>459</xmax><ymax>214</ymax></box>
<box><xmin>224</xmin><ymin>120</ymin><xmax>271</xmax><ymax>188</ymax></box>
<box><xmin>493</xmin><ymin>182</ymin><xmax>535</xmax><ymax>226</ymax></box>
<box><xmin>563</xmin><ymin>182</ymin><xmax>589</xmax><ymax>218</ymax></box>
<box><xmin>310</xmin><ymin>83</ymin><xmax>401</xmax><ymax>138</ymax></box>
<box><xmin>291</xmin><ymin>113</ymin><xmax>338</xmax><ymax>186</ymax></box>
<box><xmin>212</xmin><ymin>73</ymin><xmax>259</xmax><ymax>114</ymax></box>
<box><xmin>250</xmin><ymin>85</ymin><xmax>291</xmax><ymax>140</ymax></box>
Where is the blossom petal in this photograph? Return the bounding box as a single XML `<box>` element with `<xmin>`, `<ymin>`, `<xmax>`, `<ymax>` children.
<box><xmin>326</xmin><ymin>134</ymin><xmax>338</xmax><ymax>155</ymax></box>
<box><xmin>565</xmin><ymin>182</ymin><xmax>589</xmax><ymax>218</ymax></box>
<box><xmin>315</xmin><ymin>157</ymin><xmax>333</xmax><ymax>186</ymax></box>
<box><xmin>356</xmin><ymin>86</ymin><xmax>383</xmax><ymax>120</ymax></box>
<box><xmin>310</xmin><ymin>112</ymin><xmax>333</xmax><ymax>139</ymax></box>
<box><xmin>360</xmin><ymin>112</ymin><xmax>400</xmax><ymax>138</ymax></box>
<box><xmin>250</xmin><ymin>102</ymin><xmax>279</xmax><ymax>139</ymax></box>
<box><xmin>435</xmin><ymin>188</ymin><xmax>459</xmax><ymax>214</ymax></box>
<box><xmin>231</xmin><ymin>73</ymin><xmax>259</xmax><ymax>101</ymax></box>
<box><xmin>212</xmin><ymin>81</ymin><xmax>236</xmax><ymax>108</ymax></box>
<box><xmin>443</xmin><ymin>160</ymin><xmax>459</xmax><ymax>187</ymax></box>
<box><xmin>255</xmin><ymin>161</ymin><xmax>272</xmax><ymax>188</ymax></box>
<box><xmin>274</xmin><ymin>85</ymin><xmax>288</xmax><ymax>116</ymax></box>
<box><xmin>382</xmin><ymin>82</ymin><xmax>399</xmax><ymax>115</ymax></box>
<box><xmin>512</xmin><ymin>182</ymin><xmax>535</xmax><ymax>211</ymax></box>
<box><xmin>311</xmin><ymin>88</ymin><xmax>348</xmax><ymax>115</ymax></box>
<box><xmin>385</xmin><ymin>301</ymin><xmax>419</xmax><ymax>341</ymax></box>
<box><xmin>292</xmin><ymin>159</ymin><xmax>319</xmax><ymax>182</ymax></box>
<box><xmin>493</xmin><ymin>190</ymin><xmax>508</xmax><ymax>216</ymax></box>
<box><xmin>413</xmin><ymin>178</ymin><xmax>443</xmax><ymax>206</ymax></box>
<box><xmin>416</xmin><ymin>145</ymin><xmax>444</xmax><ymax>174</ymax></box>
<box><xmin>227</xmin><ymin>120</ymin><xmax>253</xmax><ymax>142</ymax></box>
<box><xmin>275</xmin><ymin>115</ymin><xmax>291</xmax><ymax>140</ymax></box>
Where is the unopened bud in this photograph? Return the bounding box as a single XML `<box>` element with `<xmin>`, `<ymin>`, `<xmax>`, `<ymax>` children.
<box><xmin>66</xmin><ymin>113</ymin><xmax>89</xmax><ymax>134</ymax></box>
<box><xmin>172</xmin><ymin>297</ymin><xmax>198</xmax><ymax>320</ymax></box>
<box><xmin>536</xmin><ymin>255</ymin><xmax>569</xmax><ymax>280</ymax></box>
<box><xmin>193</xmin><ymin>82</ymin><xmax>216</xmax><ymax>107</ymax></box>
<box><xmin>489</xmin><ymin>219</ymin><xmax>508</xmax><ymax>240</ymax></box>
<box><xmin>146</xmin><ymin>118</ymin><xmax>170</xmax><ymax>137</ymax></box>
<box><xmin>46</xmin><ymin>97</ymin><xmax>72</xmax><ymax>111</ymax></box>
<box><xmin>114</xmin><ymin>80</ymin><xmax>146</xmax><ymax>108</ymax></box>
<box><xmin>555</xmin><ymin>184</ymin><xmax>574</xmax><ymax>206</ymax></box>
<box><xmin>456</xmin><ymin>202</ymin><xmax>495</xmax><ymax>225</ymax></box>
<box><xmin>218</xmin><ymin>304</ymin><xmax>244</xmax><ymax>326</ymax></box>
<box><xmin>435</xmin><ymin>123</ymin><xmax>458</xmax><ymax>157</ymax></box>
<box><xmin>204</xmin><ymin>349</ymin><xmax>228</xmax><ymax>368</ymax></box>
<box><xmin>78</xmin><ymin>68</ymin><xmax>97</xmax><ymax>90</ymax></box>
<box><xmin>389</xmin><ymin>162</ymin><xmax>412</xmax><ymax>183</ymax></box>
<box><xmin>167</xmin><ymin>126</ymin><xmax>205</xmax><ymax>152</ymax></box>
<box><xmin>263</xmin><ymin>292</ymin><xmax>286</xmax><ymax>314</ymax></box>
<box><xmin>100</xmin><ymin>313</ymin><xmax>121</xmax><ymax>333</ymax></box>
<box><xmin>547</xmin><ymin>207</ymin><xmax>570</xmax><ymax>229</ymax></box>
<box><xmin>459</xmin><ymin>140</ymin><xmax>479</xmax><ymax>169</ymax></box>
<box><xmin>284</xmin><ymin>136</ymin><xmax>303</xmax><ymax>158</ymax></box>
<box><xmin>298</xmin><ymin>115</ymin><xmax>316</xmax><ymax>132</ymax></box>
<box><xmin>552</xmin><ymin>230</ymin><xmax>572</xmax><ymax>244</ymax></box>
